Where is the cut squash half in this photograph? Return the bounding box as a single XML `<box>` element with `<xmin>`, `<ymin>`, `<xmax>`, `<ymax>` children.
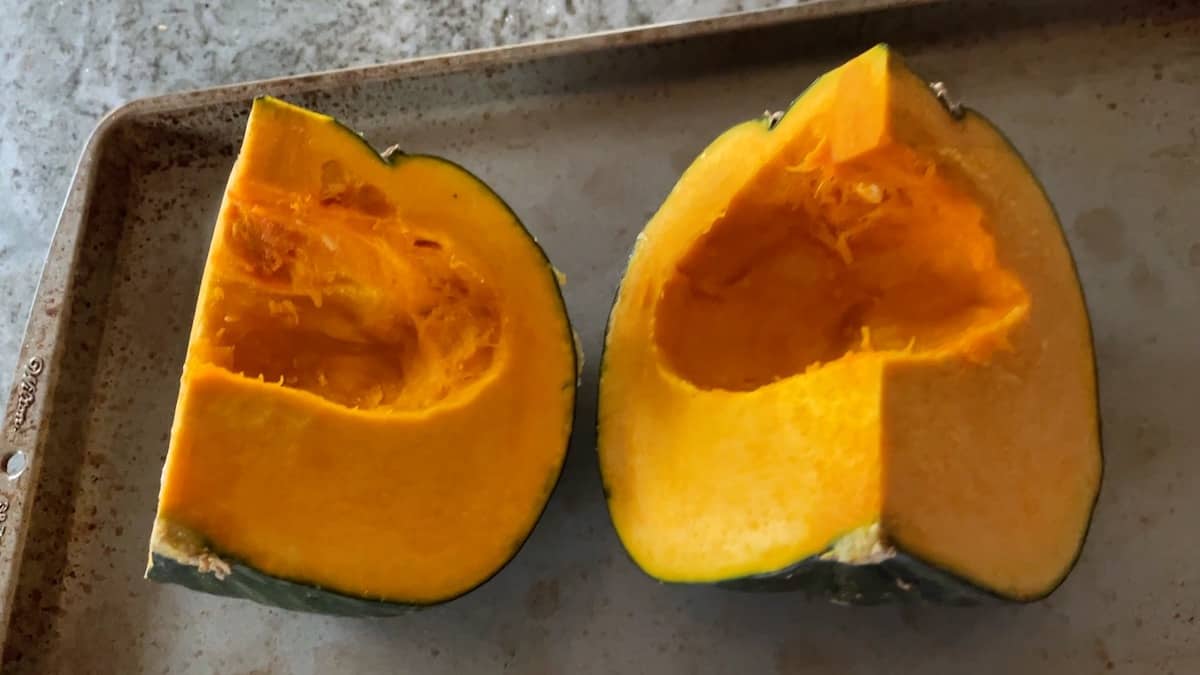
<box><xmin>147</xmin><ymin>98</ymin><xmax>577</xmax><ymax>614</ymax></box>
<box><xmin>597</xmin><ymin>46</ymin><xmax>1100</xmax><ymax>603</ymax></box>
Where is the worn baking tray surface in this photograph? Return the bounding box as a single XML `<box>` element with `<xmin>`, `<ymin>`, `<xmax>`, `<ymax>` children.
<box><xmin>3</xmin><ymin>1</ymin><xmax>1199</xmax><ymax>672</ymax></box>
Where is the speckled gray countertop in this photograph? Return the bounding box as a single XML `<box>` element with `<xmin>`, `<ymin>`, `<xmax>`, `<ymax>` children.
<box><xmin>0</xmin><ymin>0</ymin><xmax>785</xmax><ymax>397</ymax></box>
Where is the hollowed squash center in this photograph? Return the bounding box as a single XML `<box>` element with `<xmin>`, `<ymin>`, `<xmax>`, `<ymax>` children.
<box><xmin>654</xmin><ymin>143</ymin><xmax>1029</xmax><ymax>391</ymax></box>
<box><xmin>194</xmin><ymin>166</ymin><xmax>502</xmax><ymax>411</ymax></box>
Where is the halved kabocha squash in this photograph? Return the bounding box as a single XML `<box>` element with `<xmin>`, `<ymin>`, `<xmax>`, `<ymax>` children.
<box><xmin>147</xmin><ymin>97</ymin><xmax>577</xmax><ymax>614</ymax></box>
<box><xmin>597</xmin><ymin>45</ymin><xmax>1100</xmax><ymax>603</ymax></box>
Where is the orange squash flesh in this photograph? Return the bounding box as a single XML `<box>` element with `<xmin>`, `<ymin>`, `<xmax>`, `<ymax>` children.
<box><xmin>598</xmin><ymin>46</ymin><xmax>1100</xmax><ymax>600</ymax></box>
<box><xmin>149</xmin><ymin>98</ymin><xmax>576</xmax><ymax>606</ymax></box>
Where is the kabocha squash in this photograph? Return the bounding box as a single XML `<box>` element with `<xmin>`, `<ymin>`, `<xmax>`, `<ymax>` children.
<box><xmin>147</xmin><ymin>97</ymin><xmax>577</xmax><ymax>614</ymax></box>
<box><xmin>597</xmin><ymin>46</ymin><xmax>1100</xmax><ymax>603</ymax></box>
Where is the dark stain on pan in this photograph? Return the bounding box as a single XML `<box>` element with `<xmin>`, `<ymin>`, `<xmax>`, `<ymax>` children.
<box><xmin>4</xmin><ymin>139</ymin><xmax>133</xmax><ymax>671</ymax></box>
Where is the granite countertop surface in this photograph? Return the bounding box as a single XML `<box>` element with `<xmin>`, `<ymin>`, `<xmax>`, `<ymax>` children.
<box><xmin>0</xmin><ymin>0</ymin><xmax>785</xmax><ymax>398</ymax></box>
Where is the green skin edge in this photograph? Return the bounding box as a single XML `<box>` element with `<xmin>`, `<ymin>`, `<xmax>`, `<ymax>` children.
<box><xmin>146</xmin><ymin>96</ymin><xmax>579</xmax><ymax>616</ymax></box>
<box><xmin>596</xmin><ymin>49</ymin><xmax>1102</xmax><ymax>605</ymax></box>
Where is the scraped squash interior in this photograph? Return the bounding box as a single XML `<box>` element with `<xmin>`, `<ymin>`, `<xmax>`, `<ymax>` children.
<box><xmin>598</xmin><ymin>46</ymin><xmax>1100</xmax><ymax>600</ymax></box>
<box><xmin>151</xmin><ymin>98</ymin><xmax>575</xmax><ymax>605</ymax></box>
<box><xmin>204</xmin><ymin>185</ymin><xmax>502</xmax><ymax>411</ymax></box>
<box><xmin>655</xmin><ymin>140</ymin><xmax>1029</xmax><ymax>391</ymax></box>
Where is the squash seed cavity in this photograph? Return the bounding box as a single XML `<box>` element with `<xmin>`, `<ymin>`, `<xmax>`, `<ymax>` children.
<box><xmin>203</xmin><ymin>197</ymin><xmax>502</xmax><ymax>411</ymax></box>
<box><xmin>653</xmin><ymin>142</ymin><xmax>1029</xmax><ymax>391</ymax></box>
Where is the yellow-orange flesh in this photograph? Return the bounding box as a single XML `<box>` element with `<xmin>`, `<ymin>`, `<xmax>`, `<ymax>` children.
<box><xmin>599</xmin><ymin>46</ymin><xmax>1100</xmax><ymax>599</ymax></box>
<box><xmin>152</xmin><ymin>98</ymin><xmax>575</xmax><ymax>603</ymax></box>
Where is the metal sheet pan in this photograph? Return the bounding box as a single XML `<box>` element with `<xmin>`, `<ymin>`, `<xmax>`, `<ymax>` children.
<box><xmin>2</xmin><ymin>0</ymin><xmax>1198</xmax><ymax>671</ymax></box>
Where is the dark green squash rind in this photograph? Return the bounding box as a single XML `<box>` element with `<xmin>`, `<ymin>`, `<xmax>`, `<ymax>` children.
<box><xmin>147</xmin><ymin>553</ymin><xmax>420</xmax><ymax>616</ymax></box>
<box><xmin>147</xmin><ymin>97</ymin><xmax>579</xmax><ymax>615</ymax></box>
<box><xmin>596</xmin><ymin>48</ymin><xmax>1100</xmax><ymax>605</ymax></box>
<box><xmin>717</xmin><ymin>550</ymin><xmax>993</xmax><ymax>606</ymax></box>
